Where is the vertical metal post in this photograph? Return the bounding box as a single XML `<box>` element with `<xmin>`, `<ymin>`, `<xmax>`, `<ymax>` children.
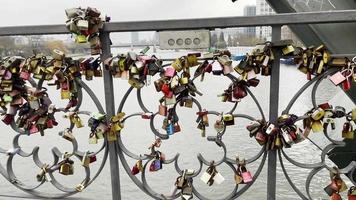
<box><xmin>100</xmin><ymin>31</ymin><xmax>121</xmax><ymax>200</ymax></box>
<box><xmin>267</xmin><ymin>25</ymin><xmax>281</xmax><ymax>200</ymax></box>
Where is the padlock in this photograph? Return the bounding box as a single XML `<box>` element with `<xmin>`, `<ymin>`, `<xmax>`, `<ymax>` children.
<box><xmin>255</xmin><ymin>131</ymin><xmax>267</xmax><ymax>145</ymax></box>
<box><xmin>20</xmin><ymin>70</ymin><xmax>30</xmax><ymax>80</ymax></box>
<box><xmin>261</xmin><ymin>55</ymin><xmax>270</xmax><ymax>68</ymax></box>
<box><xmin>274</xmin><ymin>134</ymin><xmax>282</xmax><ymax>149</ymax></box>
<box><xmin>311</xmin><ymin>121</ymin><xmax>323</xmax><ymax>133</ymax></box>
<box><xmin>235</xmin><ymin>170</ymin><xmax>243</xmax><ymax>184</ymax></box>
<box><xmin>212</xmin><ymin>61</ymin><xmax>223</xmax><ymax>75</ymax></box>
<box><xmin>352</xmin><ymin>108</ymin><xmax>356</xmax><ymax>121</ymax></box>
<box><xmin>342</xmin><ymin>76</ymin><xmax>352</xmax><ymax>91</ymax></box>
<box><xmin>30</xmin><ymin>124</ymin><xmax>39</xmax><ymax>134</ymax></box>
<box><xmin>311</xmin><ymin>108</ymin><xmax>325</xmax><ymax>120</ymax></box>
<box><xmin>170</xmin><ymin>76</ymin><xmax>179</xmax><ymax>89</ymax></box>
<box><xmin>61</xmin><ymin>129</ymin><xmax>74</xmax><ymax>141</ymax></box>
<box><xmin>131</xmin><ymin>164</ymin><xmax>140</xmax><ymax>175</ymax></box>
<box><xmin>89</xmin><ymin>132</ymin><xmax>98</xmax><ymax>144</ymax></box>
<box><xmin>158</xmin><ymin>104</ymin><xmax>167</xmax><ymax>116</ymax></box>
<box><xmin>164</xmin><ymin>67</ymin><xmax>176</xmax><ymax>77</ymax></box>
<box><xmin>282</xmin><ymin>45</ymin><xmax>295</xmax><ymax>55</ymax></box>
<box><xmin>165</xmin><ymin>96</ymin><xmax>177</xmax><ymax>106</ymax></box>
<box><xmin>223</xmin><ymin>114</ymin><xmax>234</xmax><ymax>126</ymax></box>
<box><xmin>281</xmin><ymin>128</ymin><xmax>293</xmax><ymax>145</ymax></box>
<box><xmin>183</xmin><ymin>97</ymin><xmax>193</xmax><ymax>108</ymax></box>
<box><xmin>2</xmin><ymin>114</ymin><xmax>14</xmax><ymax>125</ymax></box>
<box><xmin>180</xmin><ymin>77</ymin><xmax>189</xmax><ymax>85</ymax></box>
<box><xmin>324</xmin><ymin>181</ymin><xmax>338</xmax><ymax>196</ymax></box>
<box><xmin>76</xmin><ymin>19</ymin><xmax>89</xmax><ymax>31</ymax></box>
<box><xmin>107</xmin><ymin>130</ymin><xmax>117</xmax><ymax>142</ymax></box>
<box><xmin>149</xmin><ymin>159</ymin><xmax>162</xmax><ymax>172</ymax></box>
<box><xmin>172</xmin><ymin>59</ymin><xmax>183</xmax><ymax>72</ymax></box>
<box><xmin>240</xmin><ymin>166</ymin><xmax>253</xmax><ymax>183</ymax></box>
<box><xmin>233</xmin><ymin>85</ymin><xmax>247</xmax><ymax>99</ymax></box>
<box><xmin>187</xmin><ymin>53</ymin><xmax>199</xmax><ymax>66</ymax></box>
<box><xmin>59</xmin><ymin>162</ymin><xmax>74</xmax><ymax>175</ymax></box>
<box><xmin>200</xmin><ymin>171</ymin><xmax>213</xmax><ymax>185</ymax></box>
<box><xmin>61</xmin><ymin>81</ymin><xmax>71</xmax><ymax>100</ymax></box>
<box><xmin>73</xmin><ymin>115</ymin><xmax>84</xmax><ymax>128</ymax></box>
<box><xmin>76</xmin><ymin>34</ymin><xmax>87</xmax><ymax>43</ymax></box>
<box><xmin>213</xmin><ymin>171</ymin><xmax>225</xmax><ymax>185</ymax></box>
<box><xmin>329</xmin><ymin>71</ymin><xmax>346</xmax><ymax>85</ymax></box>
<box><xmin>81</xmin><ymin>152</ymin><xmax>90</xmax><ymax>167</ymax></box>
<box><xmin>342</xmin><ymin>122</ymin><xmax>354</xmax><ymax>139</ymax></box>
<box><xmin>166</xmin><ymin>123</ymin><xmax>174</xmax><ymax>135</ymax></box>
<box><xmin>52</xmin><ymin>49</ymin><xmax>65</xmax><ymax>60</ymax></box>
<box><xmin>214</xmin><ymin>118</ymin><xmax>224</xmax><ymax>132</ymax></box>
<box><xmin>128</xmin><ymin>78</ymin><xmax>144</xmax><ymax>89</ymax></box>
<box><xmin>266</xmin><ymin>123</ymin><xmax>275</xmax><ymax>134</ymax></box>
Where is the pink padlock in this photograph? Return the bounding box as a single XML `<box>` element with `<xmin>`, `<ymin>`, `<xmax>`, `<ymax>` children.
<box><xmin>20</xmin><ymin>71</ymin><xmax>30</xmax><ymax>80</ymax></box>
<box><xmin>329</xmin><ymin>71</ymin><xmax>346</xmax><ymax>85</ymax></box>
<box><xmin>241</xmin><ymin>166</ymin><xmax>253</xmax><ymax>183</ymax></box>
<box><xmin>4</xmin><ymin>70</ymin><xmax>12</xmax><ymax>80</ymax></box>
<box><xmin>29</xmin><ymin>124</ymin><xmax>39</xmax><ymax>134</ymax></box>
<box><xmin>164</xmin><ymin>67</ymin><xmax>176</xmax><ymax>77</ymax></box>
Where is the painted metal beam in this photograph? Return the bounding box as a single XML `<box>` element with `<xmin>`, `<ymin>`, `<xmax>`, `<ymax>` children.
<box><xmin>0</xmin><ymin>10</ymin><xmax>356</xmax><ymax>36</ymax></box>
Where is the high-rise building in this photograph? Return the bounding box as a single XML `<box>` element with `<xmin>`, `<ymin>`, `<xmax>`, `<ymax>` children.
<box><xmin>243</xmin><ymin>6</ymin><xmax>256</xmax><ymax>37</ymax></box>
<box><xmin>256</xmin><ymin>0</ymin><xmax>273</xmax><ymax>41</ymax></box>
<box><xmin>256</xmin><ymin>0</ymin><xmax>303</xmax><ymax>45</ymax></box>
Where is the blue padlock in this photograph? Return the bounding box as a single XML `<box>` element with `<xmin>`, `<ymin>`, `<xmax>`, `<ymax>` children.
<box><xmin>154</xmin><ymin>159</ymin><xmax>162</xmax><ymax>171</ymax></box>
<box><xmin>166</xmin><ymin>123</ymin><xmax>174</xmax><ymax>135</ymax></box>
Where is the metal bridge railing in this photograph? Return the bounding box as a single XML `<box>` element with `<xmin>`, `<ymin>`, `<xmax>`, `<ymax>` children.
<box><xmin>0</xmin><ymin>9</ymin><xmax>355</xmax><ymax>200</ymax></box>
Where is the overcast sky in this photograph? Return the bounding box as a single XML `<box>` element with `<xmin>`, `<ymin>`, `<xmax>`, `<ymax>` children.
<box><xmin>0</xmin><ymin>0</ymin><xmax>255</xmax><ymax>26</ymax></box>
<box><xmin>0</xmin><ymin>0</ymin><xmax>256</xmax><ymax>43</ymax></box>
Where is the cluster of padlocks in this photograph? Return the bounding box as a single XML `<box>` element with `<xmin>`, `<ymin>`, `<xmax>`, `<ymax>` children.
<box><xmin>65</xmin><ymin>7</ymin><xmax>108</xmax><ymax>55</ymax></box>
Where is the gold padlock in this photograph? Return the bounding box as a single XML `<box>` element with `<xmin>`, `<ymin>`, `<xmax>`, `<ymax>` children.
<box><xmin>89</xmin><ymin>132</ymin><xmax>98</xmax><ymax>144</ymax></box>
<box><xmin>81</xmin><ymin>152</ymin><xmax>90</xmax><ymax>167</ymax></box>
<box><xmin>112</xmin><ymin>122</ymin><xmax>123</xmax><ymax>131</ymax></box>
<box><xmin>180</xmin><ymin>77</ymin><xmax>189</xmax><ymax>85</ymax></box>
<box><xmin>275</xmin><ymin>135</ymin><xmax>282</xmax><ymax>148</ymax></box>
<box><xmin>342</xmin><ymin>130</ymin><xmax>354</xmax><ymax>140</ymax></box>
<box><xmin>323</xmin><ymin>51</ymin><xmax>330</xmax><ymax>64</ymax></box>
<box><xmin>311</xmin><ymin>121</ymin><xmax>323</xmax><ymax>133</ymax></box>
<box><xmin>282</xmin><ymin>45</ymin><xmax>295</xmax><ymax>55</ymax></box>
<box><xmin>61</xmin><ymin>88</ymin><xmax>71</xmax><ymax>99</ymax></box>
<box><xmin>128</xmin><ymin>78</ymin><xmax>144</xmax><ymax>89</ymax></box>
<box><xmin>172</xmin><ymin>59</ymin><xmax>183</xmax><ymax>72</ymax></box>
<box><xmin>187</xmin><ymin>55</ymin><xmax>198</xmax><ymax>67</ymax></box>
<box><xmin>316</xmin><ymin>60</ymin><xmax>324</xmax><ymax>74</ymax></box>
<box><xmin>107</xmin><ymin>130</ymin><xmax>117</xmax><ymax>142</ymax></box>
<box><xmin>352</xmin><ymin>108</ymin><xmax>356</xmax><ymax>121</ymax></box>
<box><xmin>184</xmin><ymin>97</ymin><xmax>193</xmax><ymax>108</ymax></box>
<box><xmin>74</xmin><ymin>116</ymin><xmax>84</xmax><ymax>128</ymax></box>
<box><xmin>59</xmin><ymin>163</ymin><xmax>74</xmax><ymax>175</ymax></box>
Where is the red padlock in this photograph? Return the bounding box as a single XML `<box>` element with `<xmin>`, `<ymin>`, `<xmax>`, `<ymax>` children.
<box><xmin>233</xmin><ymin>86</ymin><xmax>247</xmax><ymax>99</ymax></box>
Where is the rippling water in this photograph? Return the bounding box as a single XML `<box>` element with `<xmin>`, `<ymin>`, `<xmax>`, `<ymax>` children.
<box><xmin>0</xmin><ymin>47</ymin><xmax>354</xmax><ymax>200</ymax></box>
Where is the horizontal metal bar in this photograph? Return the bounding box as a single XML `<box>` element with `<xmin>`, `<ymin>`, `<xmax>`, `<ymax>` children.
<box><xmin>0</xmin><ymin>24</ymin><xmax>68</xmax><ymax>36</ymax></box>
<box><xmin>0</xmin><ymin>10</ymin><xmax>356</xmax><ymax>36</ymax></box>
